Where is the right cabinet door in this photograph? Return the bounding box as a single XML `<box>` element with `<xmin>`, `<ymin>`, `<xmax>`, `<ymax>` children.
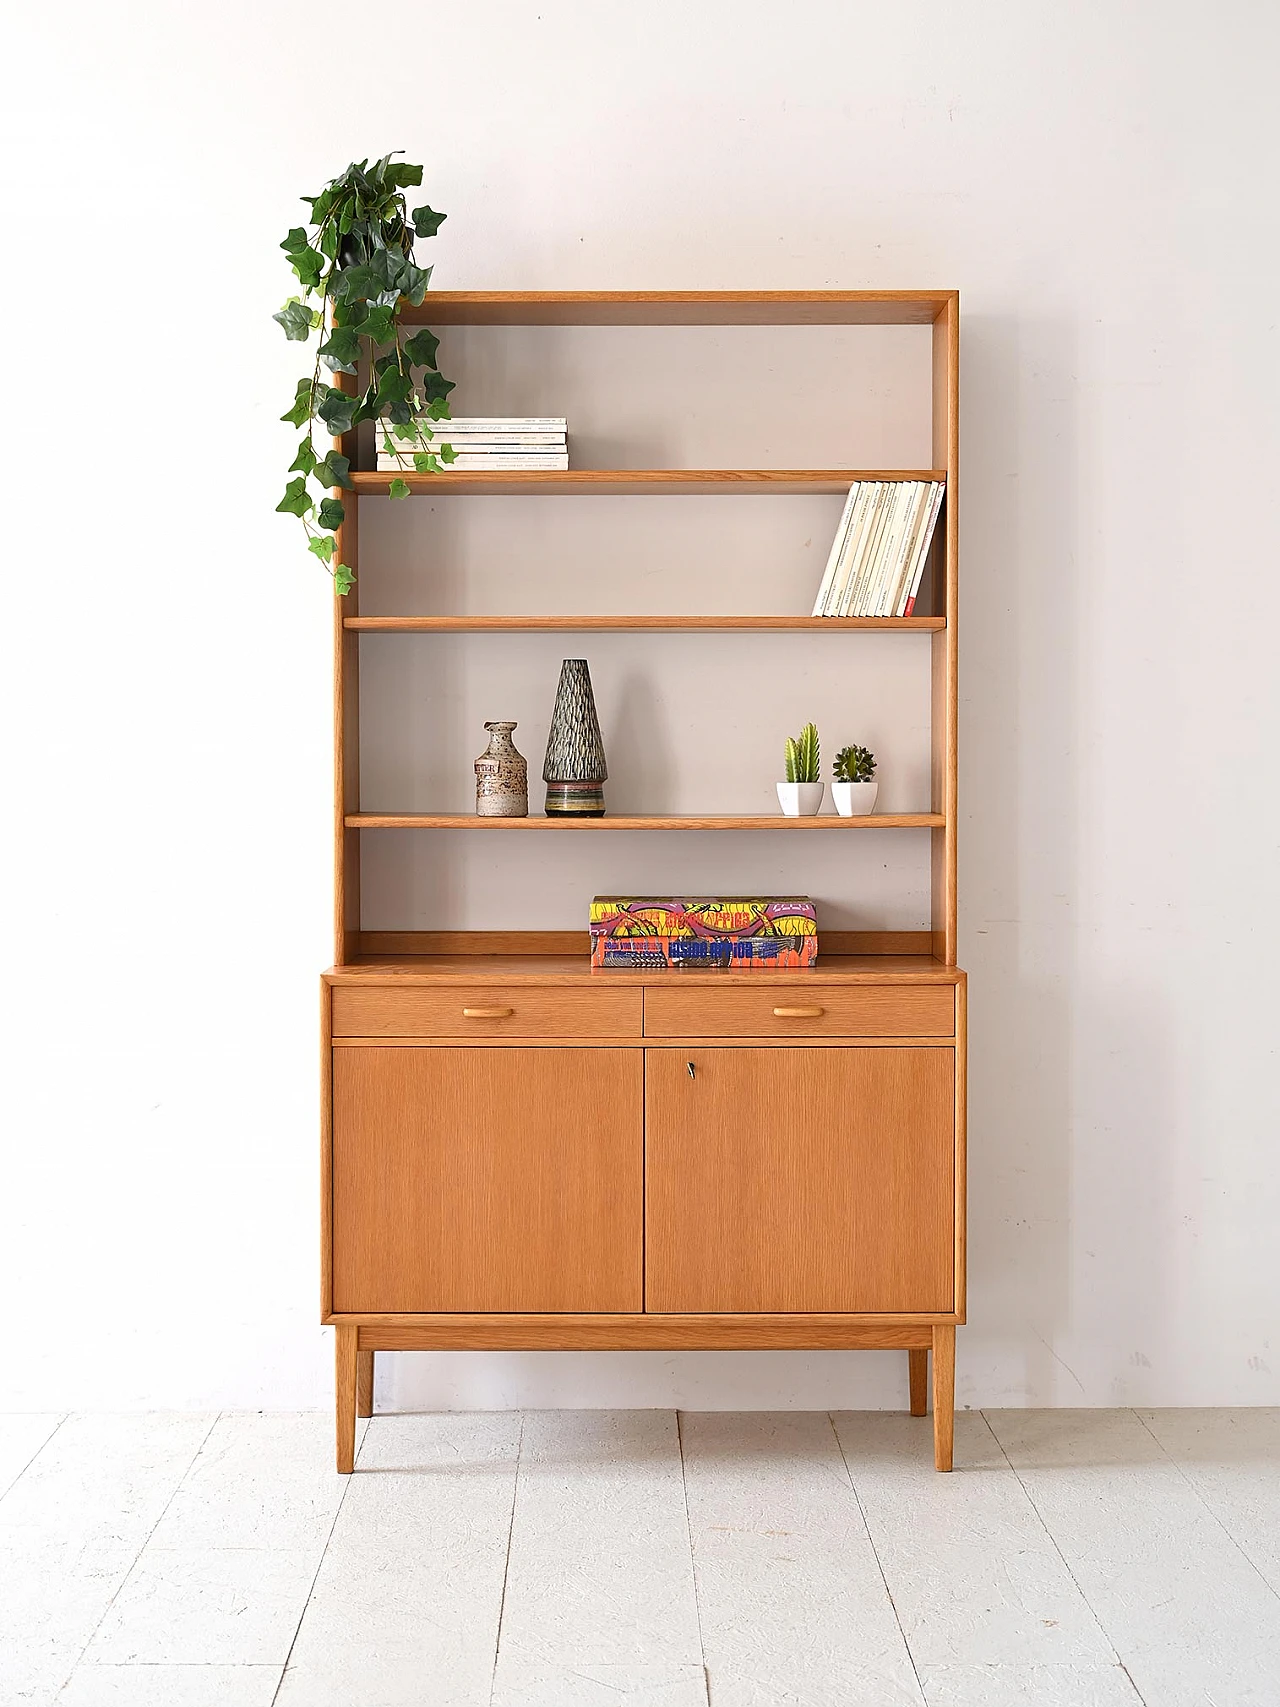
<box><xmin>645</xmin><ymin>1047</ymin><xmax>955</xmax><ymax>1313</ymax></box>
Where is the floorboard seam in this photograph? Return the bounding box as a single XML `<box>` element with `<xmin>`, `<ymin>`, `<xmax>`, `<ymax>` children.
<box><xmin>827</xmin><ymin>1412</ymin><xmax>928</xmax><ymax>1705</ymax></box>
<box><xmin>268</xmin><ymin>1416</ymin><xmax>367</xmax><ymax>1706</ymax></box>
<box><xmin>53</xmin><ymin>1408</ymin><xmax>223</xmax><ymax>1704</ymax></box>
<box><xmin>1132</xmin><ymin>1409</ymin><xmax>1280</xmax><ymax>1605</ymax></box>
<box><xmin>486</xmin><ymin>1408</ymin><xmax>525</xmax><ymax>1706</ymax></box>
<box><xmin>979</xmin><ymin>1410</ymin><xmax>1149</xmax><ymax>1705</ymax></box>
<box><xmin>675</xmin><ymin>1410</ymin><xmax>712</xmax><ymax>1705</ymax></box>
<box><xmin>0</xmin><ymin>1412</ymin><xmax>68</xmax><ymax>1505</ymax></box>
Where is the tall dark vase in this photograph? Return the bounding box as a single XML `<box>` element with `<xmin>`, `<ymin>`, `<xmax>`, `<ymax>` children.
<box><xmin>542</xmin><ymin>658</ymin><xmax>607</xmax><ymax>816</ymax></box>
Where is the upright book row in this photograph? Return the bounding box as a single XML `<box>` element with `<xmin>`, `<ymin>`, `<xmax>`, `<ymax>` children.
<box><xmin>812</xmin><ymin>480</ymin><xmax>944</xmax><ymax>618</ymax></box>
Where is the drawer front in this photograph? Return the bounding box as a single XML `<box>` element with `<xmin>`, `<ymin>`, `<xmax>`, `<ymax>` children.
<box><xmin>332</xmin><ymin>985</ymin><xmax>642</xmax><ymax>1038</ymax></box>
<box><xmin>643</xmin><ymin>984</ymin><xmax>954</xmax><ymax>1038</ymax></box>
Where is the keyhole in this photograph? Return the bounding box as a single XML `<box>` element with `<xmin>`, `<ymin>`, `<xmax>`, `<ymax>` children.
<box><xmin>687</xmin><ymin>1061</ymin><xmax>696</xmax><ymax>1080</ymax></box>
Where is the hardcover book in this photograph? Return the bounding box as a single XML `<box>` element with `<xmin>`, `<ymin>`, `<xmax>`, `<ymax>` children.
<box><xmin>589</xmin><ymin>895</ymin><xmax>818</xmax><ymax>970</ymax></box>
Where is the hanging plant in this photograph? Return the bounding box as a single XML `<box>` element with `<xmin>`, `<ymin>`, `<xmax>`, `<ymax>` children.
<box><xmin>274</xmin><ymin>154</ymin><xmax>456</xmax><ymax>594</ymax></box>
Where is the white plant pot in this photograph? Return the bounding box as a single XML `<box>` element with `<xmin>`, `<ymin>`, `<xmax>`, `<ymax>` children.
<box><xmin>776</xmin><ymin>781</ymin><xmax>825</xmax><ymax>817</ymax></box>
<box><xmin>832</xmin><ymin>780</ymin><xmax>878</xmax><ymax>816</ymax></box>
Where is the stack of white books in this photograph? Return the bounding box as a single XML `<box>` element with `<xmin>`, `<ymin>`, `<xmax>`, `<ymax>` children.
<box><xmin>811</xmin><ymin>480</ymin><xmax>944</xmax><ymax>617</ymax></box>
<box><xmin>376</xmin><ymin>417</ymin><xmax>568</xmax><ymax>471</ymax></box>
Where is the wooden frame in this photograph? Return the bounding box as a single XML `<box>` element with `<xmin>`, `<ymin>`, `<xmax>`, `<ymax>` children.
<box><xmin>323</xmin><ymin>289</ymin><xmax>964</xmax><ymax>1475</ymax></box>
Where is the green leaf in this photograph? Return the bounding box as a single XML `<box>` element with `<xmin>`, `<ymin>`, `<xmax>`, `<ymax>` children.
<box><xmin>316</xmin><ymin>386</ymin><xmax>358</xmax><ymax>436</ymax></box>
<box><xmin>426</xmin><ymin>398</ymin><xmax>451</xmax><ymax>421</ymax></box>
<box><xmin>403</xmin><ymin>328</ymin><xmax>440</xmax><ymax>369</ymax></box>
<box><xmin>279</xmin><ymin>378</ymin><xmax>313</xmax><ymax>426</ymax></box>
<box><xmin>412</xmin><ymin>452</ymin><xmax>441</xmax><ymax>473</ymax></box>
<box><xmin>420</xmin><ymin>369</ymin><xmax>455</xmax><ymax>404</ymax></box>
<box><xmin>313</xmin><ymin>450</ymin><xmax>353</xmax><ymax>490</ymax></box>
<box><xmin>411</xmin><ymin>204</ymin><xmax>446</xmax><ymax>238</ymax></box>
<box><xmin>439</xmin><ymin>441</ymin><xmax>457</xmax><ymax>463</ymax></box>
<box><xmin>317</xmin><ymin>219</ymin><xmax>340</xmax><ymax>261</ymax></box>
<box><xmin>376</xmin><ymin>365</ymin><xmax>414</xmax><ymax>406</ymax></box>
<box><xmin>276</xmin><ymin>476</ymin><xmax>313</xmax><ymax>517</ymax></box>
<box><xmin>308</xmin><ymin>534</ymin><xmax>335</xmax><ymax>564</ymax></box>
<box><xmin>272</xmin><ymin>298</ymin><xmax>314</xmax><ymax>341</ymax></box>
<box><xmin>388</xmin><ymin>477</ymin><xmax>411</xmax><ymax>499</ymax></box>
<box><xmin>331</xmin><ymin>263</ymin><xmax>379</xmax><ymax>303</ymax></box>
<box><xmin>290</xmin><ymin>246</ymin><xmax>324</xmax><ymax>293</ymax></box>
<box><xmin>385</xmin><ymin>162</ymin><xmax>424</xmax><ymax>189</ymax></box>
<box><xmin>399</xmin><ymin>260</ymin><xmax>430</xmax><ymax>306</ymax></box>
<box><xmin>355</xmin><ymin>303</ymin><xmax>396</xmax><ymax>345</ymax></box>
<box><xmin>318</xmin><ymin>325</ymin><xmax>361</xmax><ymax>373</ymax></box>
<box><xmin>317</xmin><ymin>497</ymin><xmax>346</xmax><ymax>531</ymax></box>
<box><xmin>334</xmin><ymin>563</ymin><xmax>356</xmax><ymax>595</ymax></box>
<box><xmin>288</xmin><ymin>436</ymin><xmax>318</xmax><ymax>475</ymax></box>
<box><xmin>280</xmin><ymin>226</ymin><xmax>309</xmax><ymax>254</ymax></box>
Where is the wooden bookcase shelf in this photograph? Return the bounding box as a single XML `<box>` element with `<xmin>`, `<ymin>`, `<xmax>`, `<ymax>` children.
<box><xmin>345</xmin><ymin>615</ymin><xmax>946</xmax><ymax>632</ymax></box>
<box><xmin>346</xmin><ymin>812</ymin><xmax>946</xmax><ymax>831</ymax></box>
<box><xmin>350</xmin><ymin>469</ymin><xmax>943</xmax><ymax>497</ymax></box>
<box><xmin>323</xmin><ymin>287</ymin><xmax>965</xmax><ymax>1475</ymax></box>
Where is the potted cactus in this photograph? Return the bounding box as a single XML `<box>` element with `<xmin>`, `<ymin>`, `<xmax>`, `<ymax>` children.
<box><xmin>832</xmin><ymin>744</ymin><xmax>878</xmax><ymax>816</ymax></box>
<box><xmin>777</xmin><ymin>722</ymin><xmax>824</xmax><ymax>816</ymax></box>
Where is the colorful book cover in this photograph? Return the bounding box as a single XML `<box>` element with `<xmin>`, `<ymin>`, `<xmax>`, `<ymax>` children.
<box><xmin>589</xmin><ymin>896</ymin><xmax>817</xmax><ymax>970</ymax></box>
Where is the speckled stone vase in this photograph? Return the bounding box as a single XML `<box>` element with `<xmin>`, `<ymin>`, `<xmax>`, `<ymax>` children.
<box><xmin>474</xmin><ymin>721</ymin><xmax>528</xmax><ymax>818</ymax></box>
<box><xmin>542</xmin><ymin>659</ymin><xmax>607</xmax><ymax>817</ymax></box>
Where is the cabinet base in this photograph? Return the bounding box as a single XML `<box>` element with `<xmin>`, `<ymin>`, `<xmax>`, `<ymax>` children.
<box><xmin>332</xmin><ymin>1319</ymin><xmax>957</xmax><ymax>1474</ymax></box>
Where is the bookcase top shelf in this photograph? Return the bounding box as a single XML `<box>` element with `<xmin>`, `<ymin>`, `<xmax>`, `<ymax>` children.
<box><xmin>346</xmin><ymin>813</ymin><xmax>945</xmax><ymax>831</ymax></box>
<box><xmin>345</xmin><ymin>615</ymin><xmax>945</xmax><ymax>633</ymax></box>
<box><xmin>350</xmin><ymin>470</ymin><xmax>944</xmax><ymax>497</ymax></box>
<box><xmin>395</xmin><ymin>290</ymin><xmax>957</xmax><ymax>326</ymax></box>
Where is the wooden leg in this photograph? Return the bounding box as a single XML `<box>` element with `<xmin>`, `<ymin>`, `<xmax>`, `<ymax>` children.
<box><xmin>356</xmin><ymin>1348</ymin><xmax>374</xmax><ymax>1419</ymax></box>
<box><xmin>932</xmin><ymin>1325</ymin><xmax>955</xmax><ymax>1471</ymax></box>
<box><xmin>335</xmin><ymin>1324</ymin><xmax>358</xmax><ymax>1474</ymax></box>
<box><xmin>909</xmin><ymin>1347</ymin><xmax>928</xmax><ymax>1416</ymax></box>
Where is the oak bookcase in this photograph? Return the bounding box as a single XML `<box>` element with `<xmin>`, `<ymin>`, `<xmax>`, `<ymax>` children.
<box><xmin>321</xmin><ymin>289</ymin><xmax>965</xmax><ymax>1472</ymax></box>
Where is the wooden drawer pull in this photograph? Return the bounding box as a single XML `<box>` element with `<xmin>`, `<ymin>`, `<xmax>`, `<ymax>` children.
<box><xmin>461</xmin><ymin>1006</ymin><xmax>515</xmax><ymax>1019</ymax></box>
<box><xmin>773</xmin><ymin>1005</ymin><xmax>825</xmax><ymax>1018</ymax></box>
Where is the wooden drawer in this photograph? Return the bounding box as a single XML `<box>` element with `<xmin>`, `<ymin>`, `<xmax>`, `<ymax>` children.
<box><xmin>331</xmin><ymin>985</ymin><xmax>642</xmax><ymax>1038</ymax></box>
<box><xmin>643</xmin><ymin>984</ymin><xmax>954</xmax><ymax>1038</ymax></box>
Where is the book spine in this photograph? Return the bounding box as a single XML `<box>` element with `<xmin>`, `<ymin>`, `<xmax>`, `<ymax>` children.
<box><xmin>878</xmin><ymin>481</ymin><xmax>923</xmax><ymax>616</ymax></box>
<box><xmin>902</xmin><ymin>482</ymin><xmax>946</xmax><ymax>616</ymax></box>
<box><xmin>827</xmin><ymin>484</ymin><xmax>876</xmax><ymax>617</ymax></box>
<box><xmin>377</xmin><ymin>455</ymin><xmax>569</xmax><ymax>470</ymax></box>
<box><xmin>841</xmin><ymin>483</ymin><xmax>891</xmax><ymax>616</ymax></box>
<box><xmin>811</xmin><ymin>485</ymin><xmax>861</xmax><ymax>617</ymax></box>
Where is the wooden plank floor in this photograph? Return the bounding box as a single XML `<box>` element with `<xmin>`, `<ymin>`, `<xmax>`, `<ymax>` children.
<box><xmin>1</xmin><ymin>1408</ymin><xmax>1277</xmax><ymax>1704</ymax></box>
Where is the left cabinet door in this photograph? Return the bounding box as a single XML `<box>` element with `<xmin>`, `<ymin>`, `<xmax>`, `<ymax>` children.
<box><xmin>332</xmin><ymin>1047</ymin><xmax>643</xmax><ymax>1313</ymax></box>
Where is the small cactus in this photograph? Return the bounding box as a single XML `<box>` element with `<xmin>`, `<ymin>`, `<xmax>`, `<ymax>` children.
<box><xmin>833</xmin><ymin>744</ymin><xmax>876</xmax><ymax>784</ymax></box>
<box><xmin>785</xmin><ymin>722</ymin><xmax>820</xmax><ymax>783</ymax></box>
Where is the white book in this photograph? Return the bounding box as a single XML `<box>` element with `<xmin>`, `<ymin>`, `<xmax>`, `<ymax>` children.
<box><xmin>378</xmin><ymin>422</ymin><xmax>566</xmax><ymax>446</ymax></box>
<box><xmin>827</xmin><ymin>483</ymin><xmax>880</xmax><ymax>616</ymax></box>
<box><xmin>403</xmin><ymin>417</ymin><xmax>567</xmax><ymax>431</ymax></box>
<box><xmin>868</xmin><ymin>482</ymin><xmax>917</xmax><ymax>616</ymax></box>
<box><xmin>381</xmin><ymin>439</ymin><xmax>566</xmax><ymax>454</ymax></box>
<box><xmin>811</xmin><ymin>485</ymin><xmax>861</xmax><ymax>617</ymax></box>
<box><xmin>839</xmin><ymin>483</ymin><xmax>894</xmax><ymax>616</ymax></box>
<box><xmin>882</xmin><ymin>483</ymin><xmax>931</xmax><ymax>616</ymax></box>
<box><xmin>378</xmin><ymin>453</ymin><xmax>569</xmax><ymax>471</ymax></box>
<box><xmin>897</xmin><ymin>482</ymin><xmax>946</xmax><ymax>616</ymax></box>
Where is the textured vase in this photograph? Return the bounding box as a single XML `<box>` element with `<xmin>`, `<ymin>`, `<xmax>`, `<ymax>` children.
<box><xmin>474</xmin><ymin>721</ymin><xmax>528</xmax><ymax>817</ymax></box>
<box><xmin>542</xmin><ymin>659</ymin><xmax>607</xmax><ymax>816</ymax></box>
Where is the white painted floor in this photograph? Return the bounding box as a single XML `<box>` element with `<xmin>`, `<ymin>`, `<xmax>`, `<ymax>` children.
<box><xmin>1</xmin><ymin>1409</ymin><xmax>1277</xmax><ymax>1705</ymax></box>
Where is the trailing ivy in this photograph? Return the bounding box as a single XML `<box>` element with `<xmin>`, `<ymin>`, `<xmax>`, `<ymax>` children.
<box><xmin>273</xmin><ymin>155</ymin><xmax>455</xmax><ymax>593</ymax></box>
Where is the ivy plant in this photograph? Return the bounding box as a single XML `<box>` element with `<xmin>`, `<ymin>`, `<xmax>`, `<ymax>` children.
<box><xmin>274</xmin><ymin>154</ymin><xmax>456</xmax><ymax>593</ymax></box>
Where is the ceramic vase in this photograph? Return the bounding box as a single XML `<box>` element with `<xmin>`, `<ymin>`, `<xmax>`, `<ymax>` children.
<box><xmin>475</xmin><ymin>721</ymin><xmax>528</xmax><ymax>817</ymax></box>
<box><xmin>543</xmin><ymin>659</ymin><xmax>607</xmax><ymax>816</ymax></box>
<box><xmin>776</xmin><ymin>781</ymin><xmax>825</xmax><ymax>817</ymax></box>
<box><xmin>832</xmin><ymin>780</ymin><xmax>878</xmax><ymax>817</ymax></box>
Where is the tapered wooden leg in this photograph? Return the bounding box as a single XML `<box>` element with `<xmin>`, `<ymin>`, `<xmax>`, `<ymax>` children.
<box><xmin>356</xmin><ymin>1348</ymin><xmax>374</xmax><ymax>1419</ymax></box>
<box><xmin>932</xmin><ymin>1325</ymin><xmax>955</xmax><ymax>1471</ymax></box>
<box><xmin>335</xmin><ymin>1324</ymin><xmax>358</xmax><ymax>1474</ymax></box>
<box><xmin>909</xmin><ymin>1348</ymin><xmax>928</xmax><ymax>1416</ymax></box>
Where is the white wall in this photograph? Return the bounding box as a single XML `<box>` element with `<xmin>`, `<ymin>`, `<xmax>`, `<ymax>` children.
<box><xmin>3</xmin><ymin>0</ymin><xmax>1277</xmax><ymax>1412</ymax></box>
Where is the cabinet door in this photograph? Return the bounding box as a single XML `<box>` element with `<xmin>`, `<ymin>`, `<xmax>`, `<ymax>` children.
<box><xmin>332</xmin><ymin>1048</ymin><xmax>642</xmax><ymax>1313</ymax></box>
<box><xmin>645</xmin><ymin>1048</ymin><xmax>954</xmax><ymax>1313</ymax></box>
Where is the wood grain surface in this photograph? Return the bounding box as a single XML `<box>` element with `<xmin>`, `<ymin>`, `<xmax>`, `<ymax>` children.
<box><xmin>645</xmin><ymin>1048</ymin><xmax>954</xmax><ymax>1313</ymax></box>
<box><xmin>642</xmin><ymin>985</ymin><xmax>955</xmax><ymax>1039</ymax></box>
<box><xmin>332</xmin><ymin>1048</ymin><xmax>642</xmax><ymax>1313</ymax></box>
